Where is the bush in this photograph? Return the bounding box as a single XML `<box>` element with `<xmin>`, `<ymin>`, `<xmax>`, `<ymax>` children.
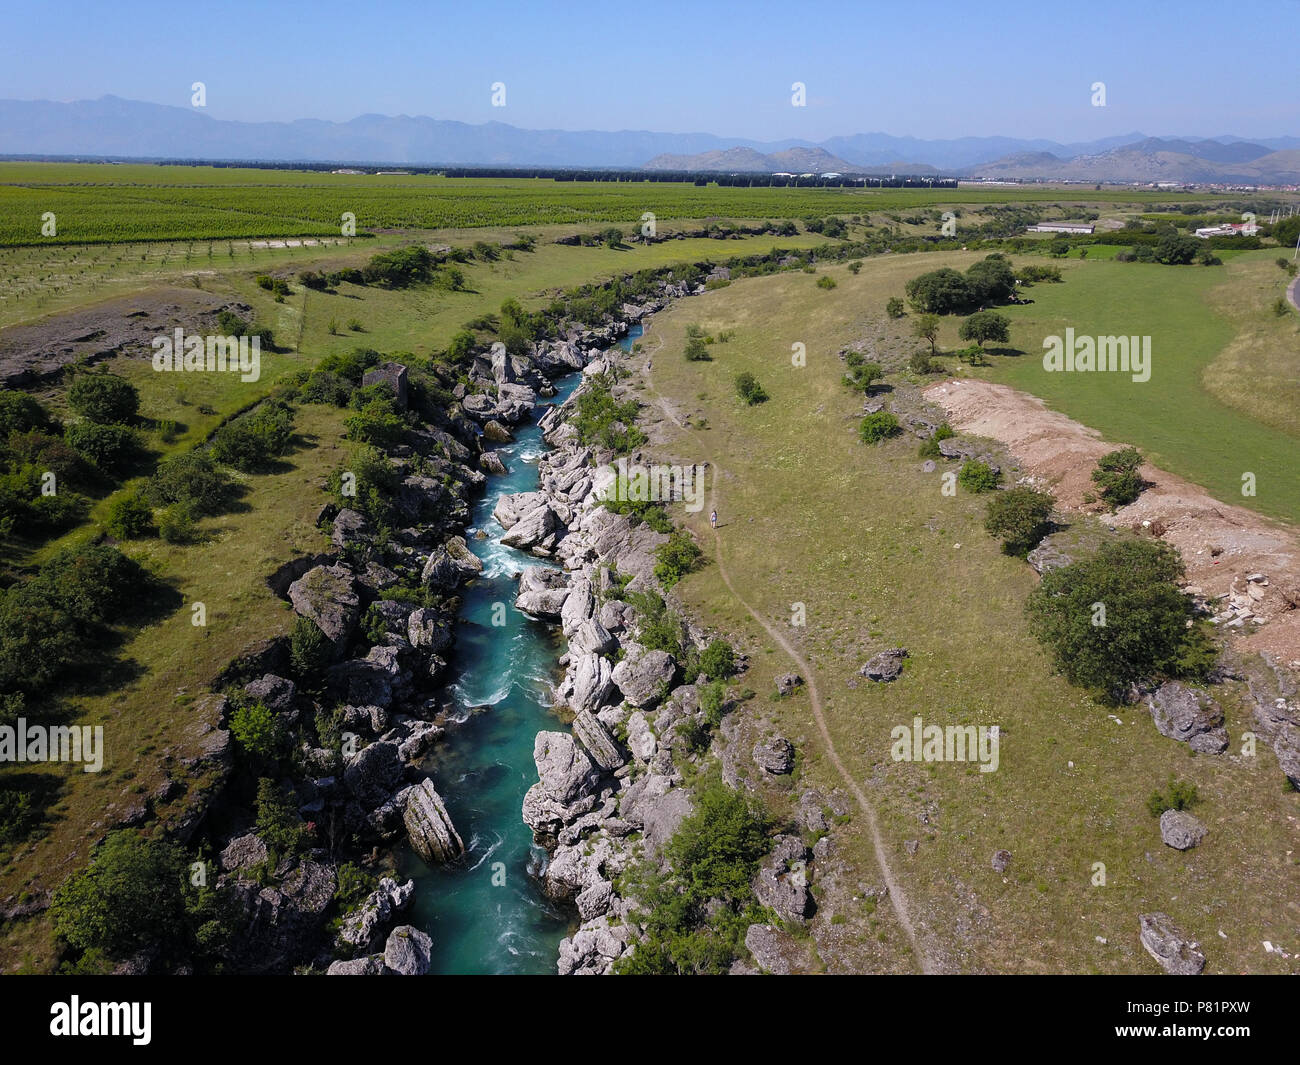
<box><xmin>816</xmin><ymin>275</ymin><xmax>837</xmax><ymax>290</ymax></box>
<box><xmin>858</xmin><ymin>411</ymin><xmax>900</xmax><ymax>444</ymax></box>
<box><xmin>684</xmin><ymin>335</ymin><xmax>711</xmax><ymax>361</ymax></box>
<box><xmin>298</xmin><ymin>369</ymin><xmax>354</xmax><ymax>406</ymax></box>
<box><xmin>210</xmin><ymin>402</ymin><xmax>295</xmax><ymax>471</ymax></box>
<box><xmin>697</xmin><ymin>639</ymin><xmax>736</xmax><ymax>681</ymax></box>
<box><xmin>158</xmin><ymin>502</ymin><xmax>198</xmax><ymax>544</ymax></box>
<box><xmin>145</xmin><ymin>451</ymin><xmax>233</xmax><ymax>515</ymax></box>
<box><xmin>958</xmin><ymin>309</ymin><xmax>1011</xmax><ymax>350</ymax></box>
<box><xmin>0</xmin><ymin>392</ymin><xmax>54</xmax><ymax>438</ymax></box>
<box><xmin>734</xmin><ymin>372</ymin><xmax>768</xmax><ymax>406</ymax></box>
<box><xmin>572</xmin><ymin>375</ymin><xmax>646</xmax><ymax>455</ymax></box>
<box><xmin>1026</xmin><ymin>540</ymin><xmax>1197</xmax><ymax>699</ymax></box>
<box><xmin>67</xmin><ymin>372</ymin><xmax>139</xmax><ymax>425</ymax></box>
<box><xmin>1147</xmin><ymin>776</ymin><xmax>1200</xmax><ymax>818</ymax></box>
<box><xmin>290</xmin><ymin>616</ymin><xmax>330</xmax><ymax>679</ymax></box>
<box><xmin>844</xmin><ymin>360</ymin><xmax>883</xmax><ymax>392</ymax></box>
<box><xmin>230</xmin><ymin>701</ymin><xmax>281</xmax><ymax>765</ymax></box>
<box><xmin>984</xmin><ymin>486</ymin><xmax>1053</xmax><ymax>555</ymax></box>
<box><xmin>1091</xmin><ymin>447</ymin><xmax>1144</xmax><ymax>508</ymax></box>
<box><xmin>908</xmin><ymin>350</ymin><xmax>934</xmax><ymax>375</ymax></box>
<box><xmin>105</xmin><ymin>489</ymin><xmax>154</xmax><ymax>539</ymax></box>
<box><xmin>1273</xmin><ymin>297</ymin><xmax>1291</xmax><ymax>317</ymax></box>
<box><xmin>255</xmin><ymin>778</ymin><xmax>308</xmax><ymax>854</ymax></box>
<box><xmin>64</xmin><ymin>421</ymin><xmax>140</xmax><ymax>476</ymax></box>
<box><xmin>345</xmin><ymin>397</ymin><xmax>407</xmax><ymax>447</ymax></box>
<box><xmin>654</xmin><ymin>530</ymin><xmax>704</xmax><ymax>588</ymax></box>
<box><xmin>51</xmin><ymin>831</ymin><xmax>188</xmax><ymax>960</ymax></box>
<box><xmin>958</xmin><ymin>460</ymin><xmax>1001</xmax><ymax>493</ymax></box>
<box><xmin>886</xmin><ymin>296</ymin><xmax>906</xmax><ymax>318</ymax></box>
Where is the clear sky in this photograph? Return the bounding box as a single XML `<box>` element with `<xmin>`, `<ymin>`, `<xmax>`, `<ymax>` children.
<box><xmin>3</xmin><ymin>0</ymin><xmax>1297</xmax><ymax>142</ymax></box>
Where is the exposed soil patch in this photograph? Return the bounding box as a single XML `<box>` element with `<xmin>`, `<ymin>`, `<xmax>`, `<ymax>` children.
<box><xmin>925</xmin><ymin>378</ymin><xmax>1300</xmax><ymax>664</ymax></box>
<box><xmin>0</xmin><ymin>287</ymin><xmax>252</xmax><ymax>389</ymax></box>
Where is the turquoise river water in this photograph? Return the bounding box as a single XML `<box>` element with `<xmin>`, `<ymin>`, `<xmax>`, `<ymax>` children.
<box><xmin>399</xmin><ymin>326</ymin><xmax>639</xmax><ymax>974</ymax></box>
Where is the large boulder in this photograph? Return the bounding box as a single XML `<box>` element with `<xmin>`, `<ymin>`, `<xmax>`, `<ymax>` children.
<box><xmin>494</xmin><ymin>491</ymin><xmax>547</xmax><ymax>530</ymax></box>
<box><xmin>522</xmin><ymin>732</ymin><xmax>600</xmax><ymax>839</ymax></box>
<box><xmin>337</xmin><ymin>876</ymin><xmax>415</xmax><ymax>953</ymax></box>
<box><xmin>421</xmin><ymin>536</ymin><xmax>483</xmax><ymax>589</ymax></box>
<box><xmin>860</xmin><ymin>648</ymin><xmax>909</xmax><ymax>683</ymax></box>
<box><xmin>571</xmin><ymin>709</ymin><xmax>625</xmax><ymax>771</ymax></box>
<box><xmin>382</xmin><ymin>925</ymin><xmax>433</xmax><ymax>975</ymax></box>
<box><xmin>342</xmin><ymin>740</ymin><xmax>405</xmax><ymax>809</ymax></box>
<box><xmin>403</xmin><ymin>778</ymin><xmax>464</xmax><ymax>864</ymax></box>
<box><xmin>1146</xmin><ymin>682</ymin><xmax>1228</xmax><ymax>754</ymax></box>
<box><xmin>565</xmin><ymin>653</ymin><xmax>616</xmax><ymax>713</ymax></box>
<box><xmin>407</xmin><ymin>607</ymin><xmax>454</xmax><ymax>655</ymax></box>
<box><xmin>1138</xmin><ymin>912</ymin><xmax>1206</xmax><ymax>975</ymax></box>
<box><xmin>515</xmin><ymin>566</ymin><xmax>570</xmax><ymax>617</ymax></box>
<box><xmin>1159</xmin><ymin>809</ymin><xmax>1207</xmax><ymax>851</ymax></box>
<box><xmin>500</xmin><ymin>502</ymin><xmax>564</xmax><ymax>555</ymax></box>
<box><xmin>753</xmin><ymin>735</ymin><xmax>795</xmax><ymax>775</ymax></box>
<box><xmin>287</xmin><ymin>564</ymin><xmax>361</xmax><ymax>654</ymax></box>
<box><xmin>611</xmin><ymin>644</ymin><xmax>676</xmax><ymax>709</ymax></box>
<box><xmin>752</xmin><ymin>835</ymin><xmax>812</xmax><ymax>922</ymax></box>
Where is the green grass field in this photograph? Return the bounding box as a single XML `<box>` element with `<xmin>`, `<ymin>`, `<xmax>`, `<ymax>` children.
<box><xmin>640</xmin><ymin>262</ymin><xmax>1299</xmax><ymax>973</ymax></box>
<box><xmin>0</xmin><ymin>161</ymin><xmax>1231</xmax><ymax>246</ymax></box>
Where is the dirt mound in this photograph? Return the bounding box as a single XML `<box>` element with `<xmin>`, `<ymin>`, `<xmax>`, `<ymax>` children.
<box><xmin>924</xmin><ymin>379</ymin><xmax>1300</xmax><ymax>664</ymax></box>
<box><xmin>0</xmin><ymin>288</ymin><xmax>250</xmax><ymax>389</ymax></box>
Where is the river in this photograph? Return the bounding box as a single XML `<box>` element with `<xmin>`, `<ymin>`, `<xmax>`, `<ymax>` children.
<box><xmin>400</xmin><ymin>325</ymin><xmax>640</xmax><ymax>974</ymax></box>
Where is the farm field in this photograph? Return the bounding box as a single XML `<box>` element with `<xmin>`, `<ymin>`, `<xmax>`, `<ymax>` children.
<box><xmin>0</xmin><ymin>161</ymin><xmax>1230</xmax><ymax>246</ymax></box>
<box><xmin>637</xmin><ymin>262</ymin><xmax>1300</xmax><ymax>972</ymax></box>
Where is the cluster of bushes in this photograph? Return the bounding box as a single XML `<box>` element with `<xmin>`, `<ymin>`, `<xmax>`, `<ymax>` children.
<box><xmin>0</xmin><ymin>378</ymin><xmax>144</xmax><ymax>542</ymax></box>
<box><xmin>615</xmin><ymin>780</ymin><xmax>772</xmax><ymax>974</ymax></box>
<box><xmin>255</xmin><ymin>274</ymin><xmax>291</xmax><ymax>298</ymax></box>
<box><xmin>654</xmin><ymin>530</ymin><xmax>704</xmax><ymax>587</ymax></box>
<box><xmin>329</xmin><ymin>444</ymin><xmax>400</xmax><ymax>525</ymax></box>
<box><xmin>734</xmin><ymin>372</ymin><xmax>768</xmax><ymax>406</ymax></box>
<box><xmin>843</xmin><ymin>351</ymin><xmax>884</xmax><ymax>393</ymax></box>
<box><xmin>1114</xmin><ymin>234</ymin><xmax>1219</xmax><ymax>266</ymax></box>
<box><xmin>0</xmin><ymin>542</ymin><xmax>148</xmax><ymax>694</ymax></box>
<box><xmin>210</xmin><ymin>401</ymin><xmax>295</xmax><ymax>471</ymax></box>
<box><xmin>215</xmin><ymin>310</ymin><xmax>274</xmax><ymax>349</ymax></box>
<box><xmin>684</xmin><ymin>323</ymin><xmax>711</xmax><ymax>361</ymax></box>
<box><xmin>572</xmin><ymin>374</ymin><xmax>646</xmax><ymax>455</ymax></box>
<box><xmin>601</xmin><ymin>486</ymin><xmax>674</xmax><ymax>534</ymax></box>
<box><xmin>904</xmin><ymin>254</ymin><xmax>1016</xmax><ymax>314</ymax></box>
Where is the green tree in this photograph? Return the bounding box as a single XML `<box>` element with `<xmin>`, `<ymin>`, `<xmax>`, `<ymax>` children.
<box><xmin>886</xmin><ymin>296</ymin><xmax>906</xmax><ymax>319</ymax></box>
<box><xmin>1091</xmin><ymin>447</ymin><xmax>1144</xmax><ymax>508</ymax></box>
<box><xmin>1026</xmin><ymin>540</ymin><xmax>1197</xmax><ymax>699</ymax></box>
<box><xmin>984</xmin><ymin>486</ymin><xmax>1054</xmax><ymax>555</ymax></box>
<box><xmin>912</xmin><ymin>313</ymin><xmax>941</xmax><ymax>355</ymax></box>
<box><xmin>958</xmin><ymin>310</ymin><xmax>1011</xmax><ymax>350</ymax></box>
<box><xmin>67</xmin><ymin>372</ymin><xmax>139</xmax><ymax>424</ymax></box>
<box><xmin>859</xmin><ymin>411</ymin><xmax>900</xmax><ymax>444</ymax></box>
<box><xmin>958</xmin><ymin>460</ymin><xmax>1000</xmax><ymax>493</ymax></box>
<box><xmin>734</xmin><ymin>372</ymin><xmax>768</xmax><ymax>406</ymax></box>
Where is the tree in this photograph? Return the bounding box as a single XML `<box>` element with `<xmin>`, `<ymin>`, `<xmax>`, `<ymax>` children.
<box><xmin>912</xmin><ymin>313</ymin><xmax>941</xmax><ymax>355</ymax></box>
<box><xmin>51</xmin><ymin>831</ymin><xmax>188</xmax><ymax>959</ymax></box>
<box><xmin>1025</xmin><ymin>540</ymin><xmax>1197</xmax><ymax>699</ymax></box>
<box><xmin>984</xmin><ymin>486</ymin><xmax>1054</xmax><ymax>555</ymax></box>
<box><xmin>1155</xmin><ymin>234</ymin><xmax>1200</xmax><ymax>265</ymax></box>
<box><xmin>859</xmin><ymin>411</ymin><xmax>900</xmax><ymax>444</ymax></box>
<box><xmin>734</xmin><ymin>372</ymin><xmax>768</xmax><ymax>405</ymax></box>
<box><xmin>1091</xmin><ymin>447</ymin><xmax>1144</xmax><ymax>508</ymax></box>
<box><xmin>965</xmin><ymin>255</ymin><xmax>1016</xmax><ymax>304</ymax></box>
<box><xmin>959</xmin><ymin>310</ymin><xmax>1011</xmax><ymax>350</ymax></box>
<box><xmin>105</xmin><ymin>489</ymin><xmax>154</xmax><ymax>539</ymax></box>
<box><xmin>886</xmin><ymin>296</ymin><xmax>905</xmax><ymax>318</ymax></box>
<box><xmin>230</xmin><ymin>701</ymin><xmax>281</xmax><ymax>765</ymax></box>
<box><xmin>905</xmin><ymin>268</ymin><xmax>974</xmax><ymax>314</ymax></box>
<box><xmin>64</xmin><ymin>421</ymin><xmax>140</xmax><ymax>476</ymax></box>
<box><xmin>68</xmin><ymin>372</ymin><xmax>139</xmax><ymax>425</ymax></box>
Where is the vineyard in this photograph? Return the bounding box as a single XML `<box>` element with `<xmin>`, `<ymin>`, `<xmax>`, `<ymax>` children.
<box><xmin>0</xmin><ymin>162</ymin><xmax>1219</xmax><ymax>246</ymax></box>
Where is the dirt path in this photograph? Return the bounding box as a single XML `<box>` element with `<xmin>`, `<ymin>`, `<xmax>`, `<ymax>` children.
<box><xmin>637</xmin><ymin>326</ymin><xmax>938</xmax><ymax>975</ymax></box>
<box><xmin>1289</xmin><ymin>274</ymin><xmax>1299</xmax><ymax>314</ymax></box>
<box><xmin>924</xmin><ymin>378</ymin><xmax>1300</xmax><ymax>665</ymax></box>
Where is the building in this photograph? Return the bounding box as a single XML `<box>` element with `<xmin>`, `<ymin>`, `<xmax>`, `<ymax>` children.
<box><xmin>1027</xmin><ymin>222</ymin><xmax>1095</xmax><ymax>235</ymax></box>
<box><xmin>1195</xmin><ymin>222</ymin><xmax>1257</xmax><ymax>238</ymax></box>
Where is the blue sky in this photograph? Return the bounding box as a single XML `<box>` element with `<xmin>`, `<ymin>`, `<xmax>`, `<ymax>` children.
<box><xmin>2</xmin><ymin>0</ymin><xmax>1297</xmax><ymax>141</ymax></box>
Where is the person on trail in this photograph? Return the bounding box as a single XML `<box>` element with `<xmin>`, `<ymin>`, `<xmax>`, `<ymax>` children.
<box><xmin>710</xmin><ymin>509</ymin><xmax>718</xmax><ymax>530</ymax></box>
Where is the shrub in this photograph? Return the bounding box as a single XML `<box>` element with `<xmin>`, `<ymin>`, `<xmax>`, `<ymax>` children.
<box><xmin>158</xmin><ymin>502</ymin><xmax>198</xmax><ymax>544</ymax></box>
<box><xmin>844</xmin><ymin>360</ymin><xmax>884</xmax><ymax>392</ymax></box>
<box><xmin>1026</xmin><ymin>540</ymin><xmax>1196</xmax><ymax>699</ymax></box>
<box><xmin>816</xmin><ymin>275</ymin><xmax>837</xmax><ymax>290</ymax></box>
<box><xmin>908</xmin><ymin>350</ymin><xmax>934</xmax><ymax>375</ymax></box>
<box><xmin>210</xmin><ymin>402</ymin><xmax>295</xmax><ymax>471</ymax></box>
<box><xmin>345</xmin><ymin>397</ymin><xmax>407</xmax><ymax>447</ymax></box>
<box><xmin>1147</xmin><ymin>776</ymin><xmax>1200</xmax><ymax>818</ymax></box>
<box><xmin>1273</xmin><ymin>297</ymin><xmax>1291</xmax><ymax>317</ymax></box>
<box><xmin>145</xmin><ymin>451</ymin><xmax>233</xmax><ymax>515</ymax></box>
<box><xmin>64</xmin><ymin>421</ymin><xmax>140</xmax><ymax>476</ymax></box>
<box><xmin>67</xmin><ymin>372</ymin><xmax>139</xmax><ymax>425</ymax></box>
<box><xmin>684</xmin><ymin>336</ymin><xmax>711</xmax><ymax>361</ymax></box>
<box><xmin>958</xmin><ymin>460</ymin><xmax>1000</xmax><ymax>493</ymax></box>
<box><xmin>255</xmin><ymin>778</ymin><xmax>308</xmax><ymax>854</ymax></box>
<box><xmin>697</xmin><ymin>639</ymin><xmax>736</xmax><ymax>681</ymax></box>
<box><xmin>51</xmin><ymin>831</ymin><xmax>188</xmax><ymax>960</ymax></box>
<box><xmin>572</xmin><ymin>375</ymin><xmax>646</xmax><ymax>455</ymax></box>
<box><xmin>984</xmin><ymin>486</ymin><xmax>1054</xmax><ymax>555</ymax></box>
<box><xmin>290</xmin><ymin>616</ymin><xmax>330</xmax><ymax>678</ymax></box>
<box><xmin>858</xmin><ymin>411</ymin><xmax>900</xmax><ymax>444</ymax></box>
<box><xmin>105</xmin><ymin>489</ymin><xmax>154</xmax><ymax>539</ymax></box>
<box><xmin>0</xmin><ymin>392</ymin><xmax>54</xmax><ymax>438</ymax></box>
<box><xmin>654</xmin><ymin>530</ymin><xmax>704</xmax><ymax>588</ymax></box>
<box><xmin>298</xmin><ymin>370</ymin><xmax>353</xmax><ymax>406</ymax></box>
<box><xmin>885</xmin><ymin>296</ymin><xmax>906</xmax><ymax>319</ymax></box>
<box><xmin>734</xmin><ymin>372</ymin><xmax>768</xmax><ymax>406</ymax></box>
<box><xmin>1090</xmin><ymin>447</ymin><xmax>1144</xmax><ymax>508</ymax></box>
<box><xmin>230</xmin><ymin>701</ymin><xmax>281</xmax><ymax>765</ymax></box>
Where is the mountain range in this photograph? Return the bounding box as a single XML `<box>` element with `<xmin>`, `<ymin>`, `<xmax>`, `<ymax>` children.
<box><xmin>2</xmin><ymin>96</ymin><xmax>1298</xmax><ymax>184</ymax></box>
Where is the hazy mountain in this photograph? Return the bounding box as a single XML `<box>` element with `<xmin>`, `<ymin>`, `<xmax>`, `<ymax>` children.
<box><xmin>0</xmin><ymin>96</ymin><xmax>1295</xmax><ymax>184</ymax></box>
